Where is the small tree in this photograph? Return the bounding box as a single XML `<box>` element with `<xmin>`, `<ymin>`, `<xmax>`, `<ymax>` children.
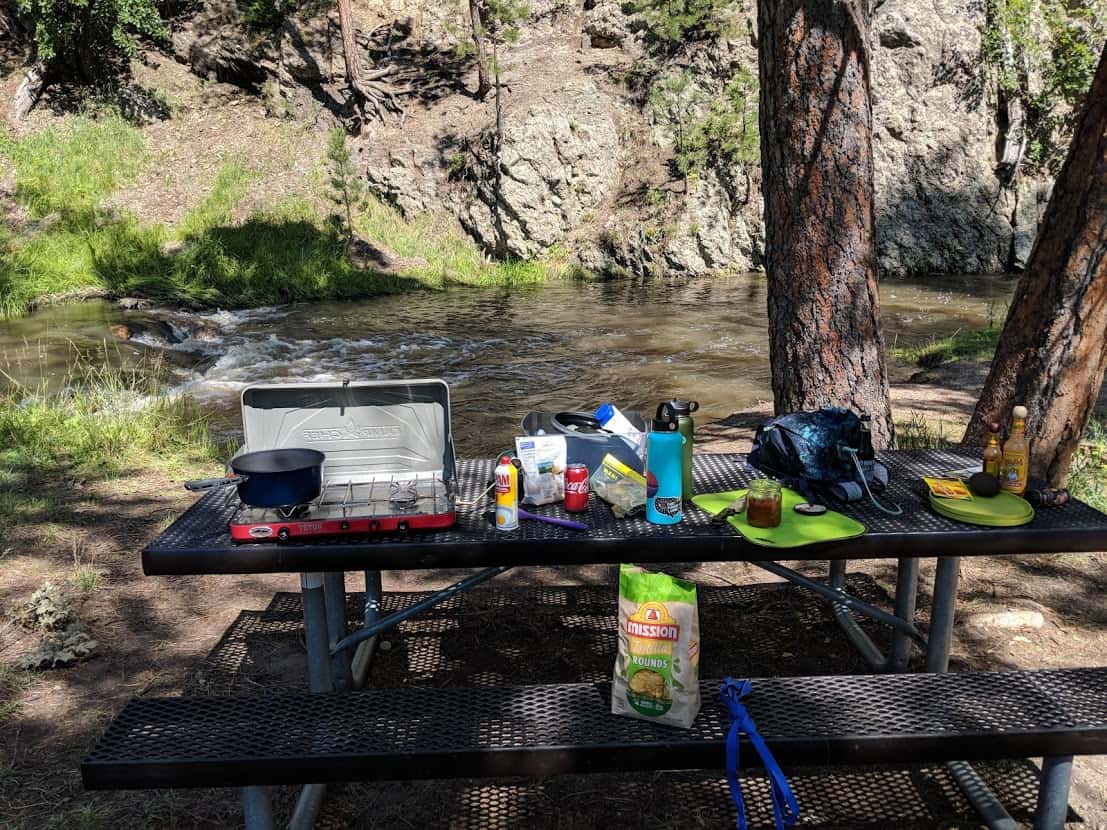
<box><xmin>681</xmin><ymin>66</ymin><xmax>759</xmax><ymax>209</ymax></box>
<box><xmin>648</xmin><ymin>70</ymin><xmax>703</xmax><ymax>192</ymax></box>
<box><xmin>633</xmin><ymin>0</ymin><xmax>736</xmax><ymax>50</ymax></box>
<box><xmin>13</xmin><ymin>0</ymin><xmax>166</xmax><ymax>119</ymax></box>
<box><xmin>980</xmin><ymin>0</ymin><xmax>1107</xmax><ymax>173</ymax></box>
<box><xmin>325</xmin><ymin>127</ymin><xmax>365</xmax><ymax>241</ymax></box>
<box><xmin>468</xmin><ymin>0</ymin><xmax>527</xmax><ymax>245</ymax></box>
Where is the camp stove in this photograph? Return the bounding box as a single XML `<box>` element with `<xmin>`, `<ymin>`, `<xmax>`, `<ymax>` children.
<box><xmin>227</xmin><ymin>379</ymin><xmax>457</xmax><ymax>543</ymax></box>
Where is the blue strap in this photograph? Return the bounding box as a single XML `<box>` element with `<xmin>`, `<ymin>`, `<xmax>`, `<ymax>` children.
<box><xmin>719</xmin><ymin>678</ymin><xmax>800</xmax><ymax>830</ymax></box>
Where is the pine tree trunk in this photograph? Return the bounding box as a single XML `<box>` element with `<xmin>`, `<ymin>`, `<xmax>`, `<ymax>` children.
<box><xmin>337</xmin><ymin>0</ymin><xmax>361</xmax><ymax>88</ymax></box>
<box><xmin>469</xmin><ymin>0</ymin><xmax>492</xmax><ymax>100</ymax></box>
<box><xmin>757</xmin><ymin>0</ymin><xmax>894</xmax><ymax>447</ymax></box>
<box><xmin>962</xmin><ymin>44</ymin><xmax>1107</xmax><ymax>485</ymax></box>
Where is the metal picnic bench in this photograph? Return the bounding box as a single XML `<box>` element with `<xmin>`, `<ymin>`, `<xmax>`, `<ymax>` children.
<box><xmin>83</xmin><ymin>449</ymin><xmax>1107</xmax><ymax>829</ymax></box>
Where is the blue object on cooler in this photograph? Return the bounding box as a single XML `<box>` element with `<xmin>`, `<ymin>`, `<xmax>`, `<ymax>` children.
<box><xmin>645</xmin><ymin>402</ymin><xmax>683</xmax><ymax>525</ymax></box>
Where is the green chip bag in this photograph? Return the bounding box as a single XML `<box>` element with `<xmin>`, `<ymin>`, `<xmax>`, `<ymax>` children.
<box><xmin>612</xmin><ymin>564</ymin><xmax>701</xmax><ymax>728</ymax></box>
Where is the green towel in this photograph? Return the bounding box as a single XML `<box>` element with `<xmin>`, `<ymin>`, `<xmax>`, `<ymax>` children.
<box><xmin>692</xmin><ymin>488</ymin><xmax>866</xmax><ymax>548</ymax></box>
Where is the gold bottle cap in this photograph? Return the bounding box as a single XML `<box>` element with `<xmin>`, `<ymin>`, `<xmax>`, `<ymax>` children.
<box><xmin>1013</xmin><ymin>405</ymin><xmax>1028</xmax><ymax>419</ymax></box>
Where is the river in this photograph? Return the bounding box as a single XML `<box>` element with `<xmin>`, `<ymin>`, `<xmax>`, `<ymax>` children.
<box><xmin>0</xmin><ymin>274</ymin><xmax>1013</xmax><ymax>455</ymax></box>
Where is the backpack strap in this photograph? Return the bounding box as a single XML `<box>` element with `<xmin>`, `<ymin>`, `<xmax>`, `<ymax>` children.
<box><xmin>719</xmin><ymin>678</ymin><xmax>800</xmax><ymax>830</ymax></box>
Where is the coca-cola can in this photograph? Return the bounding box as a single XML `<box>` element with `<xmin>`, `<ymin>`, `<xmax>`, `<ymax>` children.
<box><xmin>564</xmin><ymin>464</ymin><xmax>589</xmax><ymax>513</ymax></box>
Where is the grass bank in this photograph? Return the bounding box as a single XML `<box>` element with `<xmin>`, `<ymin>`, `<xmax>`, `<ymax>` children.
<box><xmin>0</xmin><ymin>356</ymin><xmax>224</xmax><ymax>529</ymax></box>
<box><xmin>0</xmin><ymin>115</ymin><xmax>571</xmax><ymax>317</ymax></box>
<box><xmin>892</xmin><ymin>326</ymin><xmax>1003</xmax><ymax>369</ymax></box>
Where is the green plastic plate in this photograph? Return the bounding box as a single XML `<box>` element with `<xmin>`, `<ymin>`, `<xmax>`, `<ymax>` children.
<box><xmin>928</xmin><ymin>491</ymin><xmax>1034</xmax><ymax>527</ymax></box>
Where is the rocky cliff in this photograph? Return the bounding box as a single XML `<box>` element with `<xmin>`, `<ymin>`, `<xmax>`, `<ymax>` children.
<box><xmin>167</xmin><ymin>0</ymin><xmax>1087</xmax><ymax>277</ymax></box>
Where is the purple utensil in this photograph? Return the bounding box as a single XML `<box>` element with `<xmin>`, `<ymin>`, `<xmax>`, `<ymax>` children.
<box><xmin>518</xmin><ymin>509</ymin><xmax>589</xmax><ymax>531</ymax></box>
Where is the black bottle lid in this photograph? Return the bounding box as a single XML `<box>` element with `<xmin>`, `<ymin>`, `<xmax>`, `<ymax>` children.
<box><xmin>668</xmin><ymin>399</ymin><xmax>700</xmax><ymax>416</ymax></box>
<box><xmin>652</xmin><ymin>402</ymin><xmax>679</xmax><ymax>432</ymax></box>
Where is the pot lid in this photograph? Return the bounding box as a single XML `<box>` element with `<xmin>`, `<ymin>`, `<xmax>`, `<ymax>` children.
<box><xmin>240</xmin><ymin>379</ymin><xmax>456</xmax><ymax>484</ymax></box>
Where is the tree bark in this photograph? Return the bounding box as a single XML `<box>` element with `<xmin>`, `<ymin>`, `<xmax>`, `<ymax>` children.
<box><xmin>337</xmin><ymin>0</ymin><xmax>400</xmax><ymax>122</ymax></box>
<box><xmin>469</xmin><ymin>0</ymin><xmax>492</xmax><ymax>100</ymax></box>
<box><xmin>757</xmin><ymin>0</ymin><xmax>894</xmax><ymax>447</ymax></box>
<box><xmin>12</xmin><ymin>59</ymin><xmax>48</xmax><ymax>121</ymax></box>
<box><xmin>962</xmin><ymin>44</ymin><xmax>1107</xmax><ymax>485</ymax></box>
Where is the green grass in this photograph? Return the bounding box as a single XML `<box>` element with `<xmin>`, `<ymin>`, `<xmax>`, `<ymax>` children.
<box><xmin>892</xmin><ymin>326</ymin><xmax>1003</xmax><ymax>369</ymax></box>
<box><xmin>1069</xmin><ymin>417</ymin><xmax>1107</xmax><ymax>513</ymax></box>
<box><xmin>0</xmin><ymin>115</ymin><xmax>569</xmax><ymax>318</ymax></box>
<box><xmin>0</xmin><ymin>663</ymin><xmax>31</xmax><ymax>724</ymax></box>
<box><xmin>176</xmin><ymin>162</ymin><xmax>256</xmax><ymax>240</ymax></box>
<box><xmin>0</xmin><ymin>116</ymin><xmax>145</xmax><ymax>219</ymax></box>
<box><xmin>0</xmin><ymin>354</ymin><xmax>225</xmax><ymax>530</ymax></box>
<box><xmin>356</xmin><ymin>195</ymin><xmax>574</xmax><ymax>287</ymax></box>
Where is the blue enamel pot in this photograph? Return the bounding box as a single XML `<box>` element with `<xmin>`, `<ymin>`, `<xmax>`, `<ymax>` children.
<box><xmin>185</xmin><ymin>448</ymin><xmax>325</xmax><ymax>508</ymax></box>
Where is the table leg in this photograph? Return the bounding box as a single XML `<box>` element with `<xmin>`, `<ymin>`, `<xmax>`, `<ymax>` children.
<box><xmin>242</xmin><ymin>786</ymin><xmax>274</xmax><ymax>830</ymax></box>
<box><xmin>284</xmin><ymin>572</ymin><xmax>335</xmax><ymax>829</ymax></box>
<box><xmin>889</xmin><ymin>557</ymin><xmax>920</xmax><ymax>673</ymax></box>
<box><xmin>301</xmin><ymin>572</ymin><xmax>334</xmax><ymax>694</ymax></box>
<box><xmin>926</xmin><ymin>555</ymin><xmax>960</xmax><ymax>673</ymax></box>
<box><xmin>351</xmin><ymin>571</ymin><xmax>382</xmax><ymax>689</ymax></box>
<box><xmin>1034</xmin><ymin>755</ymin><xmax>1073</xmax><ymax>830</ymax></box>
<box><xmin>324</xmin><ymin>572</ymin><xmax>352</xmax><ymax>693</ymax></box>
<box><xmin>929</xmin><ymin>557</ymin><xmax>1019</xmax><ymax>829</ymax></box>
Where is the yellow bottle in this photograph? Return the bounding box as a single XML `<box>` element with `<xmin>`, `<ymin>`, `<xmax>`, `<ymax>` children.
<box><xmin>982</xmin><ymin>422</ymin><xmax>1002</xmax><ymax>477</ymax></box>
<box><xmin>1000</xmin><ymin>406</ymin><xmax>1030</xmax><ymax>495</ymax></box>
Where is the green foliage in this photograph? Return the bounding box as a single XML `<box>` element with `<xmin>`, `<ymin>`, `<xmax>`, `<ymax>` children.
<box><xmin>892</xmin><ymin>326</ymin><xmax>1003</xmax><ymax>369</ymax></box>
<box><xmin>0</xmin><ymin>115</ymin><xmax>145</xmax><ymax>218</ymax></box>
<box><xmin>679</xmin><ymin>66</ymin><xmax>760</xmax><ymax>180</ymax></box>
<box><xmin>633</xmin><ymin>0</ymin><xmax>736</xmax><ymax>47</ymax></box>
<box><xmin>177</xmin><ymin>162</ymin><xmax>256</xmax><ymax>240</ymax></box>
<box><xmin>17</xmin><ymin>0</ymin><xmax>165</xmax><ymax>81</ymax></box>
<box><xmin>0</xmin><ymin>114</ymin><xmax>566</xmax><ymax>318</ymax></box>
<box><xmin>981</xmin><ymin>0</ymin><xmax>1107</xmax><ymax>170</ymax></box>
<box><xmin>324</xmin><ymin>128</ymin><xmax>365</xmax><ymax>240</ymax></box>
<box><xmin>356</xmin><ymin>195</ymin><xmax>570</xmax><ymax>286</ymax></box>
<box><xmin>648</xmin><ymin>71</ymin><xmax>703</xmax><ymax>180</ymax></box>
<box><xmin>1069</xmin><ymin>417</ymin><xmax>1107</xmax><ymax>513</ymax></box>
<box><xmin>479</xmin><ymin>0</ymin><xmax>529</xmax><ymax>42</ymax></box>
<box><xmin>240</xmin><ymin>0</ymin><xmax>299</xmax><ymax>30</ymax></box>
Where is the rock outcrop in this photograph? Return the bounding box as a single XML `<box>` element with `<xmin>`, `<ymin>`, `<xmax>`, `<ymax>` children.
<box><xmin>460</xmin><ymin>80</ymin><xmax>621</xmax><ymax>259</ymax></box>
<box><xmin>164</xmin><ymin>0</ymin><xmax>1096</xmax><ymax>278</ymax></box>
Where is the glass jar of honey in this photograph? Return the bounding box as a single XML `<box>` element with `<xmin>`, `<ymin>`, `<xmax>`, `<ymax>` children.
<box><xmin>747</xmin><ymin>479</ymin><xmax>782</xmax><ymax>528</ymax></box>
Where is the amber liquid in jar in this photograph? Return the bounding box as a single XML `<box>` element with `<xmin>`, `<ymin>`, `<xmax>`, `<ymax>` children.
<box><xmin>746</xmin><ymin>479</ymin><xmax>782</xmax><ymax>528</ymax></box>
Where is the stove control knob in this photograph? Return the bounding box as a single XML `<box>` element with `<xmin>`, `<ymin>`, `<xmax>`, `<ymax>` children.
<box><xmin>340</xmin><ymin>521</ymin><xmax>350</xmax><ymax>531</ymax></box>
<box><xmin>278</xmin><ymin>528</ymin><xmax>290</xmax><ymax>541</ymax></box>
<box><xmin>398</xmin><ymin>521</ymin><xmax>409</xmax><ymax>533</ymax></box>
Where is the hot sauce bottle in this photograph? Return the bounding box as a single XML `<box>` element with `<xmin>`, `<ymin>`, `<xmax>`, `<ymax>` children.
<box><xmin>1000</xmin><ymin>406</ymin><xmax>1030</xmax><ymax>495</ymax></box>
<box><xmin>982</xmin><ymin>422</ymin><xmax>1002</xmax><ymax>478</ymax></box>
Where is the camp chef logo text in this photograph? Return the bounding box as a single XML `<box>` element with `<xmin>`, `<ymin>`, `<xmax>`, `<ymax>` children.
<box><xmin>302</xmin><ymin>424</ymin><xmax>402</xmax><ymax>442</ymax></box>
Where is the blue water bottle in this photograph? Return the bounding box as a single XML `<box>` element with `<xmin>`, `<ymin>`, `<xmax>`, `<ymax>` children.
<box><xmin>646</xmin><ymin>402</ymin><xmax>683</xmax><ymax>525</ymax></box>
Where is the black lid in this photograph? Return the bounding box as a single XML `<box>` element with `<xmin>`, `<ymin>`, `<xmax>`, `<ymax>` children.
<box><xmin>652</xmin><ymin>402</ymin><xmax>679</xmax><ymax>432</ymax></box>
<box><xmin>668</xmin><ymin>398</ymin><xmax>700</xmax><ymax>416</ymax></box>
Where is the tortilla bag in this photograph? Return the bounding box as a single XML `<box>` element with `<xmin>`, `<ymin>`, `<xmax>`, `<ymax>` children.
<box><xmin>612</xmin><ymin>564</ymin><xmax>701</xmax><ymax>728</ymax></box>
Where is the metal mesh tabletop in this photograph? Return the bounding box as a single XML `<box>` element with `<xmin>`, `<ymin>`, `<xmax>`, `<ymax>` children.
<box><xmin>143</xmin><ymin>450</ymin><xmax>1107</xmax><ymax>575</ymax></box>
<box><xmin>82</xmin><ymin>666</ymin><xmax>1107</xmax><ymax>790</ymax></box>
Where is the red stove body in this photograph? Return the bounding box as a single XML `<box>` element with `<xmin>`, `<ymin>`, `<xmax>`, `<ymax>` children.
<box><xmin>226</xmin><ymin>379</ymin><xmax>458</xmax><ymax>543</ymax></box>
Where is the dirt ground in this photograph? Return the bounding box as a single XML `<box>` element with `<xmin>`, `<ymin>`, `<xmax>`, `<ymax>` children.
<box><xmin>2</xmin><ymin>395</ymin><xmax>1107</xmax><ymax>829</ymax></box>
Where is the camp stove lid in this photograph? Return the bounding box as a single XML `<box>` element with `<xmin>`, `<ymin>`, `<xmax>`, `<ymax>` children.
<box><xmin>239</xmin><ymin>379</ymin><xmax>456</xmax><ymax>486</ymax></box>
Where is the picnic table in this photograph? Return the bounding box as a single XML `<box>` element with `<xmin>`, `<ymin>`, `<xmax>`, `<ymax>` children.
<box><xmin>89</xmin><ymin>448</ymin><xmax>1107</xmax><ymax>829</ymax></box>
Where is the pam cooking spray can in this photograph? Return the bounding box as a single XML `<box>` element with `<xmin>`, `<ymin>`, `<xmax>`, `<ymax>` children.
<box><xmin>494</xmin><ymin>455</ymin><xmax>519</xmax><ymax>531</ymax></box>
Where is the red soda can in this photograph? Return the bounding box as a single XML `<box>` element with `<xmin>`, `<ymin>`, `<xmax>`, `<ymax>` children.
<box><xmin>564</xmin><ymin>464</ymin><xmax>589</xmax><ymax>512</ymax></box>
